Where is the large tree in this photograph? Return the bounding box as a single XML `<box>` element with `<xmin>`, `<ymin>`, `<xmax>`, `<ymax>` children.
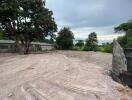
<box><xmin>0</xmin><ymin>0</ymin><xmax>57</xmax><ymax>54</ymax></box>
<box><xmin>115</xmin><ymin>20</ymin><xmax>132</xmax><ymax>48</ymax></box>
<box><xmin>85</xmin><ymin>32</ymin><xmax>98</xmax><ymax>51</ymax></box>
<box><xmin>115</xmin><ymin>20</ymin><xmax>132</xmax><ymax>34</ymax></box>
<box><xmin>56</xmin><ymin>27</ymin><xmax>74</xmax><ymax>50</ymax></box>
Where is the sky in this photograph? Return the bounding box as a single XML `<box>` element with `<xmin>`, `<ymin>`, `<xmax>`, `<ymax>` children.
<box><xmin>46</xmin><ymin>0</ymin><xmax>132</xmax><ymax>44</ymax></box>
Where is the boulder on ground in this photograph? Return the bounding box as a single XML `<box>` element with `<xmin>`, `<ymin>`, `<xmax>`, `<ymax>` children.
<box><xmin>112</xmin><ymin>40</ymin><xmax>127</xmax><ymax>82</ymax></box>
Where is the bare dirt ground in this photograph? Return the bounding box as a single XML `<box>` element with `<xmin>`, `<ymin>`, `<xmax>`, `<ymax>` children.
<box><xmin>0</xmin><ymin>51</ymin><xmax>131</xmax><ymax>100</ymax></box>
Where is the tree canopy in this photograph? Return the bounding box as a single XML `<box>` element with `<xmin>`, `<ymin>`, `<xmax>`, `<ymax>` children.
<box><xmin>56</xmin><ymin>27</ymin><xmax>74</xmax><ymax>50</ymax></box>
<box><xmin>85</xmin><ymin>32</ymin><xmax>98</xmax><ymax>51</ymax></box>
<box><xmin>115</xmin><ymin>20</ymin><xmax>132</xmax><ymax>48</ymax></box>
<box><xmin>115</xmin><ymin>20</ymin><xmax>132</xmax><ymax>34</ymax></box>
<box><xmin>0</xmin><ymin>0</ymin><xmax>57</xmax><ymax>54</ymax></box>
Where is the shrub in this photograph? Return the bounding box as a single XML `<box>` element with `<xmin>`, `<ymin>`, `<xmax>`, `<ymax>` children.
<box><xmin>82</xmin><ymin>46</ymin><xmax>91</xmax><ymax>51</ymax></box>
<box><xmin>103</xmin><ymin>45</ymin><xmax>113</xmax><ymax>53</ymax></box>
<box><xmin>96</xmin><ymin>44</ymin><xmax>113</xmax><ymax>53</ymax></box>
<box><xmin>117</xmin><ymin>35</ymin><xmax>127</xmax><ymax>48</ymax></box>
<box><xmin>96</xmin><ymin>46</ymin><xmax>104</xmax><ymax>52</ymax></box>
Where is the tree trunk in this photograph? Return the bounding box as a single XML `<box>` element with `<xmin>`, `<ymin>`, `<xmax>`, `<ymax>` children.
<box><xmin>24</xmin><ymin>42</ymin><xmax>30</xmax><ymax>55</ymax></box>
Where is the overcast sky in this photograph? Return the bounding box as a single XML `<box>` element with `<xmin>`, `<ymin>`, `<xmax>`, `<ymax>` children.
<box><xmin>46</xmin><ymin>0</ymin><xmax>132</xmax><ymax>43</ymax></box>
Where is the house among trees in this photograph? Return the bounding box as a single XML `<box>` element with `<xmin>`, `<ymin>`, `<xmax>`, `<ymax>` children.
<box><xmin>0</xmin><ymin>40</ymin><xmax>54</xmax><ymax>53</ymax></box>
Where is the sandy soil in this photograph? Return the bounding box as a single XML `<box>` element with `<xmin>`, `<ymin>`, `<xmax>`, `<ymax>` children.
<box><xmin>0</xmin><ymin>51</ymin><xmax>131</xmax><ymax>100</ymax></box>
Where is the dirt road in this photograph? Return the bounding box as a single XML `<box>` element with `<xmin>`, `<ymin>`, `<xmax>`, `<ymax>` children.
<box><xmin>0</xmin><ymin>51</ymin><xmax>131</xmax><ymax>100</ymax></box>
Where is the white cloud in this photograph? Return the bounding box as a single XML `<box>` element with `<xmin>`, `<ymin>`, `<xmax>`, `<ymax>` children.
<box><xmin>98</xmin><ymin>34</ymin><xmax>124</xmax><ymax>41</ymax></box>
<box><xmin>72</xmin><ymin>26</ymin><xmax>124</xmax><ymax>43</ymax></box>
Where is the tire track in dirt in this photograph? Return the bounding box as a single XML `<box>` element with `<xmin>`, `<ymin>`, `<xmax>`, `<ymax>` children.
<box><xmin>0</xmin><ymin>52</ymin><xmax>131</xmax><ymax>100</ymax></box>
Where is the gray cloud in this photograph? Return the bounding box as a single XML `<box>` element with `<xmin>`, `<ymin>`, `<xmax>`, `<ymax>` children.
<box><xmin>47</xmin><ymin>0</ymin><xmax>132</xmax><ymax>28</ymax></box>
<box><xmin>46</xmin><ymin>0</ymin><xmax>132</xmax><ymax>43</ymax></box>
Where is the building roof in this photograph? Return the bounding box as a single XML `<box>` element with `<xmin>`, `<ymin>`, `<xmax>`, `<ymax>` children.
<box><xmin>0</xmin><ymin>40</ymin><xmax>54</xmax><ymax>46</ymax></box>
<box><xmin>31</xmin><ymin>42</ymin><xmax>54</xmax><ymax>46</ymax></box>
<box><xmin>0</xmin><ymin>40</ymin><xmax>15</xmax><ymax>44</ymax></box>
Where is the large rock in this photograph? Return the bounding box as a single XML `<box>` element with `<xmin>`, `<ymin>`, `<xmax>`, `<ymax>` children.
<box><xmin>112</xmin><ymin>40</ymin><xmax>127</xmax><ymax>81</ymax></box>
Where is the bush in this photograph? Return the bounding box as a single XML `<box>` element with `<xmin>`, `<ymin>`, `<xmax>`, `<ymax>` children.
<box><xmin>82</xmin><ymin>46</ymin><xmax>91</xmax><ymax>51</ymax></box>
<box><xmin>103</xmin><ymin>45</ymin><xmax>113</xmax><ymax>53</ymax></box>
<box><xmin>96</xmin><ymin>46</ymin><xmax>104</xmax><ymax>52</ymax></box>
<box><xmin>117</xmin><ymin>35</ymin><xmax>127</xmax><ymax>48</ymax></box>
<box><xmin>96</xmin><ymin>44</ymin><xmax>112</xmax><ymax>53</ymax></box>
<box><xmin>117</xmin><ymin>34</ymin><xmax>132</xmax><ymax>48</ymax></box>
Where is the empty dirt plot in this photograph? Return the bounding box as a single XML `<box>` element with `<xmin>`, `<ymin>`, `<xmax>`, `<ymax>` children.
<box><xmin>0</xmin><ymin>51</ymin><xmax>131</xmax><ymax>100</ymax></box>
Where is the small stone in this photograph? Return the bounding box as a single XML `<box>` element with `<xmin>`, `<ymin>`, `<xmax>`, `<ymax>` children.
<box><xmin>8</xmin><ymin>92</ymin><xmax>13</xmax><ymax>97</ymax></box>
